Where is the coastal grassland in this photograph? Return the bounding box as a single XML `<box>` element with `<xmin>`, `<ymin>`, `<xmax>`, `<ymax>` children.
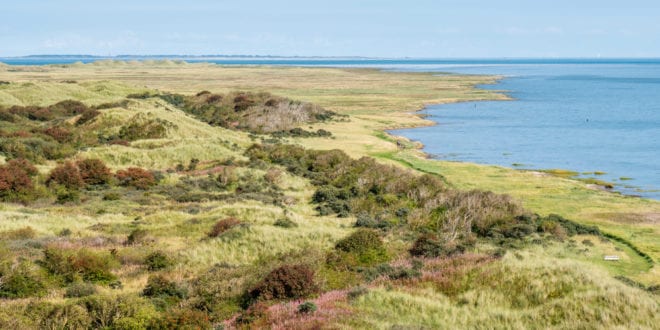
<box><xmin>0</xmin><ymin>62</ymin><xmax>658</xmax><ymax>328</ymax></box>
<box><xmin>344</xmin><ymin>252</ymin><xmax>659</xmax><ymax>329</ymax></box>
<box><xmin>376</xmin><ymin>148</ymin><xmax>660</xmax><ymax>283</ymax></box>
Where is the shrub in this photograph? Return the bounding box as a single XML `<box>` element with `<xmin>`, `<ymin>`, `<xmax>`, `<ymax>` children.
<box><xmin>40</xmin><ymin>248</ymin><xmax>118</xmax><ymax>284</ymax></box>
<box><xmin>208</xmin><ymin>217</ymin><xmax>241</xmax><ymax>238</ymax></box>
<box><xmin>297</xmin><ymin>301</ymin><xmax>317</xmax><ymax>314</ymax></box>
<box><xmin>47</xmin><ymin>161</ymin><xmax>85</xmax><ymax>189</ymax></box>
<box><xmin>76</xmin><ymin>159</ymin><xmax>112</xmax><ymax>185</ymax></box>
<box><xmin>236</xmin><ymin>301</ymin><xmax>269</xmax><ymax>325</ymax></box>
<box><xmin>102</xmin><ymin>192</ymin><xmax>121</xmax><ymax>201</ymax></box>
<box><xmin>142</xmin><ymin>275</ymin><xmax>186</xmax><ymax>298</ymax></box>
<box><xmin>248</xmin><ymin>264</ymin><xmax>317</xmax><ymax>301</ymax></box>
<box><xmin>274</xmin><ymin>217</ymin><xmax>298</xmax><ymax>228</ymax></box>
<box><xmin>145</xmin><ymin>251</ymin><xmax>172</xmax><ymax>271</ymax></box>
<box><xmin>40</xmin><ymin>304</ymin><xmax>92</xmax><ymax>330</ymax></box>
<box><xmin>335</xmin><ymin>229</ymin><xmax>383</xmax><ymax>254</ymax></box>
<box><xmin>0</xmin><ymin>158</ymin><xmax>37</xmax><ymax>200</ymax></box>
<box><xmin>56</xmin><ymin>187</ymin><xmax>80</xmax><ymax>204</ymax></box>
<box><xmin>187</xmin><ymin>158</ymin><xmax>200</xmax><ymax>171</ymax></box>
<box><xmin>65</xmin><ymin>282</ymin><xmax>97</xmax><ymax>298</ymax></box>
<box><xmin>80</xmin><ymin>294</ymin><xmax>157</xmax><ymax>329</ymax></box>
<box><xmin>264</xmin><ymin>168</ymin><xmax>282</xmax><ymax>184</ymax></box>
<box><xmin>41</xmin><ymin>126</ymin><xmax>73</xmax><ymax>143</ymax></box>
<box><xmin>409</xmin><ymin>233</ymin><xmax>454</xmax><ymax>257</ymax></box>
<box><xmin>0</xmin><ymin>263</ymin><xmax>47</xmax><ymax>298</ymax></box>
<box><xmin>75</xmin><ymin>109</ymin><xmax>100</xmax><ymax>125</ymax></box>
<box><xmin>115</xmin><ymin>167</ymin><xmax>156</xmax><ymax>189</ymax></box>
<box><xmin>126</xmin><ymin>228</ymin><xmax>151</xmax><ymax>245</ymax></box>
<box><xmin>149</xmin><ymin>309</ymin><xmax>211</xmax><ymax>330</ymax></box>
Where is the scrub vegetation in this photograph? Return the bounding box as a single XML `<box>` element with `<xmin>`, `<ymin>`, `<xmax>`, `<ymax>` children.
<box><xmin>0</xmin><ymin>62</ymin><xmax>657</xmax><ymax>329</ymax></box>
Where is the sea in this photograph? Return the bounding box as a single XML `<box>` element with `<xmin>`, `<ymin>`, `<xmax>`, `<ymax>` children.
<box><xmin>2</xmin><ymin>56</ymin><xmax>658</xmax><ymax>199</ymax></box>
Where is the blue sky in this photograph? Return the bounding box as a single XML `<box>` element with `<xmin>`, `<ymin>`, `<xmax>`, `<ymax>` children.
<box><xmin>1</xmin><ymin>0</ymin><xmax>659</xmax><ymax>57</ymax></box>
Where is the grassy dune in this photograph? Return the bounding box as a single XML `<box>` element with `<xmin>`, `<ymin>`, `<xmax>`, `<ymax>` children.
<box><xmin>0</xmin><ymin>61</ymin><xmax>658</xmax><ymax>328</ymax></box>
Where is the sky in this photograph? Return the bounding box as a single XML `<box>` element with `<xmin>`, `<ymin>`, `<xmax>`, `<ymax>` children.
<box><xmin>1</xmin><ymin>0</ymin><xmax>659</xmax><ymax>58</ymax></box>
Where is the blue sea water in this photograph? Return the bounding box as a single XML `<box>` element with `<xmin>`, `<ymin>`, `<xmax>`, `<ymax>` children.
<box><xmin>1</xmin><ymin>57</ymin><xmax>658</xmax><ymax>199</ymax></box>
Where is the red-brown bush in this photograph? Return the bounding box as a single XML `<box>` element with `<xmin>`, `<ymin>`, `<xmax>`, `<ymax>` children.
<box><xmin>208</xmin><ymin>217</ymin><xmax>241</xmax><ymax>238</ymax></box>
<box><xmin>76</xmin><ymin>159</ymin><xmax>112</xmax><ymax>185</ymax></box>
<box><xmin>248</xmin><ymin>264</ymin><xmax>317</xmax><ymax>301</ymax></box>
<box><xmin>41</xmin><ymin>127</ymin><xmax>73</xmax><ymax>143</ymax></box>
<box><xmin>47</xmin><ymin>161</ymin><xmax>85</xmax><ymax>189</ymax></box>
<box><xmin>115</xmin><ymin>167</ymin><xmax>155</xmax><ymax>189</ymax></box>
<box><xmin>0</xmin><ymin>159</ymin><xmax>37</xmax><ymax>199</ymax></box>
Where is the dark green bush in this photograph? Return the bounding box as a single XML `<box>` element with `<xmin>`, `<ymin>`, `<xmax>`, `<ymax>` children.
<box><xmin>297</xmin><ymin>301</ymin><xmax>317</xmax><ymax>314</ymax></box>
<box><xmin>248</xmin><ymin>264</ymin><xmax>317</xmax><ymax>301</ymax></box>
<box><xmin>145</xmin><ymin>251</ymin><xmax>172</xmax><ymax>271</ymax></box>
<box><xmin>0</xmin><ymin>262</ymin><xmax>47</xmax><ymax>298</ymax></box>
<box><xmin>335</xmin><ymin>229</ymin><xmax>384</xmax><ymax>254</ymax></box>
<box><xmin>142</xmin><ymin>275</ymin><xmax>186</xmax><ymax>298</ymax></box>
<box><xmin>274</xmin><ymin>217</ymin><xmax>298</xmax><ymax>228</ymax></box>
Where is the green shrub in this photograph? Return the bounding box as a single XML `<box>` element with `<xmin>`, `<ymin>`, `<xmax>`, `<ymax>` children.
<box><xmin>40</xmin><ymin>304</ymin><xmax>91</xmax><ymax>330</ymax></box>
<box><xmin>409</xmin><ymin>233</ymin><xmax>466</xmax><ymax>257</ymax></box>
<box><xmin>335</xmin><ymin>229</ymin><xmax>383</xmax><ymax>254</ymax></box>
<box><xmin>80</xmin><ymin>294</ymin><xmax>157</xmax><ymax>329</ymax></box>
<box><xmin>103</xmin><ymin>192</ymin><xmax>121</xmax><ymax>201</ymax></box>
<box><xmin>0</xmin><ymin>262</ymin><xmax>47</xmax><ymax>298</ymax></box>
<box><xmin>65</xmin><ymin>282</ymin><xmax>97</xmax><ymax>298</ymax></box>
<box><xmin>297</xmin><ymin>301</ymin><xmax>317</xmax><ymax>314</ymax></box>
<box><xmin>274</xmin><ymin>217</ymin><xmax>298</xmax><ymax>228</ymax></box>
<box><xmin>248</xmin><ymin>264</ymin><xmax>317</xmax><ymax>301</ymax></box>
<box><xmin>145</xmin><ymin>251</ymin><xmax>172</xmax><ymax>271</ymax></box>
<box><xmin>142</xmin><ymin>275</ymin><xmax>186</xmax><ymax>298</ymax></box>
<box><xmin>40</xmin><ymin>248</ymin><xmax>118</xmax><ymax>284</ymax></box>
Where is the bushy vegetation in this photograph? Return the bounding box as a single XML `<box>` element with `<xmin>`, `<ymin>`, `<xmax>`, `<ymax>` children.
<box><xmin>115</xmin><ymin>167</ymin><xmax>156</xmax><ymax>189</ymax></box>
<box><xmin>0</xmin><ymin>158</ymin><xmax>38</xmax><ymax>201</ymax></box>
<box><xmin>40</xmin><ymin>248</ymin><xmax>119</xmax><ymax>284</ymax></box>
<box><xmin>208</xmin><ymin>217</ymin><xmax>242</xmax><ymax>238</ymax></box>
<box><xmin>248</xmin><ymin>264</ymin><xmax>317</xmax><ymax>302</ymax></box>
<box><xmin>155</xmin><ymin>90</ymin><xmax>339</xmax><ymax>134</ymax></box>
<box><xmin>0</xmin><ymin>79</ymin><xmax>656</xmax><ymax>329</ymax></box>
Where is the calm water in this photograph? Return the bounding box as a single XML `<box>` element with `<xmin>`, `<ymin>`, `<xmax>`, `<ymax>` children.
<box><xmin>2</xmin><ymin>57</ymin><xmax>658</xmax><ymax>198</ymax></box>
<box><xmin>390</xmin><ymin>61</ymin><xmax>660</xmax><ymax>199</ymax></box>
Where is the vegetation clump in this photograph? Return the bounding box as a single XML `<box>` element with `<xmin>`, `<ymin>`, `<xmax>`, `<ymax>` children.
<box><xmin>208</xmin><ymin>217</ymin><xmax>242</xmax><ymax>238</ymax></box>
<box><xmin>40</xmin><ymin>248</ymin><xmax>118</xmax><ymax>284</ymax></box>
<box><xmin>248</xmin><ymin>264</ymin><xmax>317</xmax><ymax>301</ymax></box>
<box><xmin>0</xmin><ymin>158</ymin><xmax>38</xmax><ymax>201</ymax></box>
<box><xmin>115</xmin><ymin>167</ymin><xmax>156</xmax><ymax>189</ymax></box>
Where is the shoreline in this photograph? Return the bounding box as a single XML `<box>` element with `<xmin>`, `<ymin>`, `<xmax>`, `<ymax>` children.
<box><xmin>381</xmin><ymin>75</ymin><xmax>656</xmax><ymax>201</ymax></box>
